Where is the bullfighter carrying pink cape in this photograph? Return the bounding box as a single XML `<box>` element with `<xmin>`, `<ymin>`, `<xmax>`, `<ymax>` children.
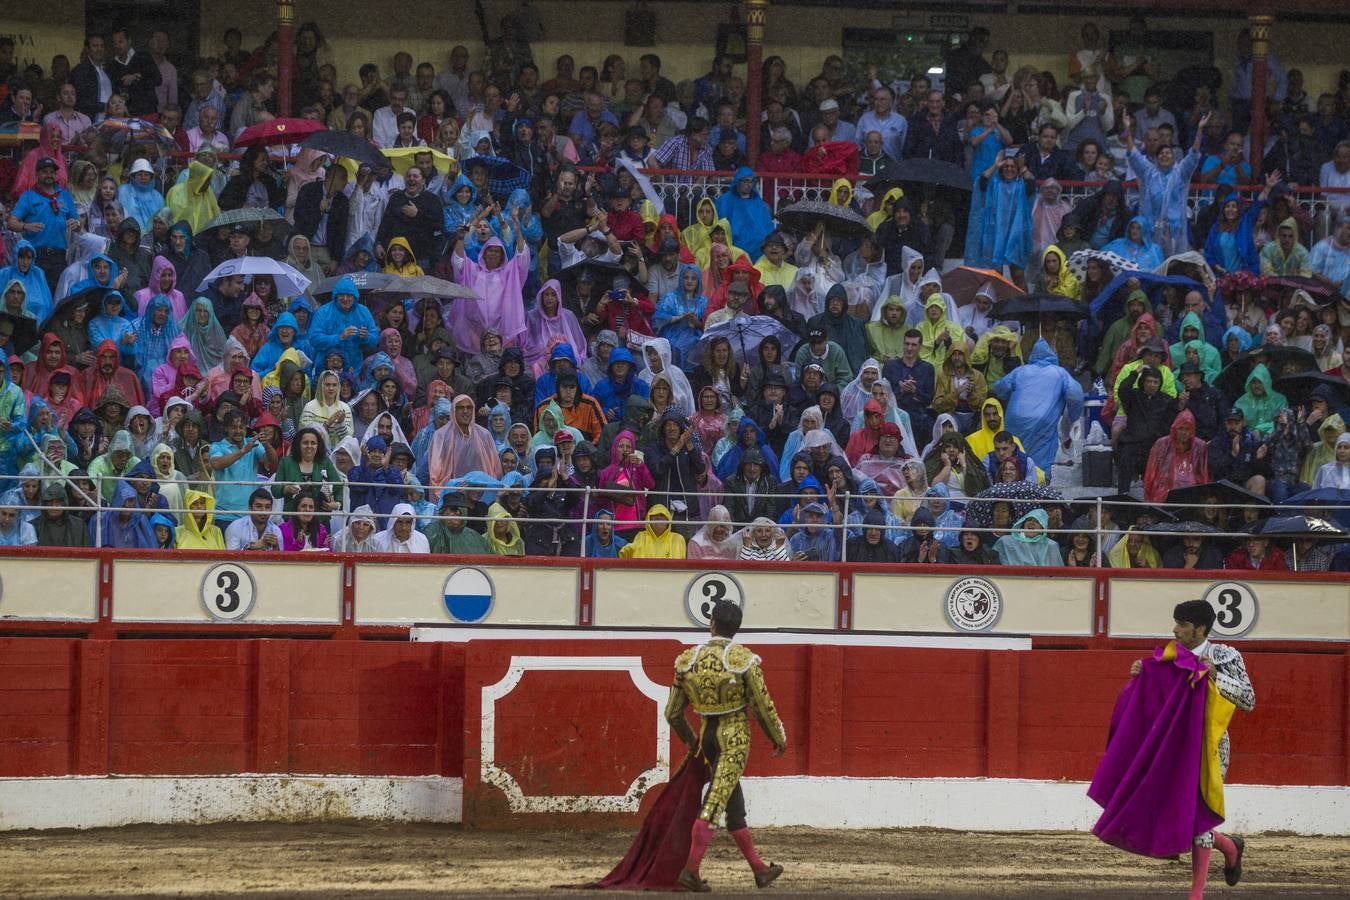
<box><xmin>1089</xmin><ymin>599</ymin><xmax>1256</xmax><ymax>899</ymax></box>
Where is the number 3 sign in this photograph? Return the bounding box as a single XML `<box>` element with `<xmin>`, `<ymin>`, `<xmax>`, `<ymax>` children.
<box><xmin>1201</xmin><ymin>581</ymin><xmax>1258</xmax><ymax>638</ymax></box>
<box><xmin>684</xmin><ymin>572</ymin><xmax>745</xmax><ymax>627</ymax></box>
<box><xmin>200</xmin><ymin>563</ymin><xmax>257</xmax><ymax>621</ymax></box>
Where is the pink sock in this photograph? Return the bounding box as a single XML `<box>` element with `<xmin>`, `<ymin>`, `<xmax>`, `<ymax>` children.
<box><xmin>1189</xmin><ymin>846</ymin><xmax>1212</xmax><ymax>900</ymax></box>
<box><xmin>730</xmin><ymin>827</ymin><xmax>769</xmax><ymax>874</ymax></box>
<box><xmin>1212</xmin><ymin>831</ymin><xmax>1238</xmax><ymax>868</ymax></box>
<box><xmin>686</xmin><ymin>818</ymin><xmax>714</xmax><ymax>877</ymax></box>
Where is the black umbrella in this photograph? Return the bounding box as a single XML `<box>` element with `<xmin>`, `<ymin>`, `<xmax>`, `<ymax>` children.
<box><xmin>964</xmin><ymin>482</ymin><xmax>1066</xmax><ymax>529</ymax></box>
<box><xmin>299</xmin><ymin>129</ymin><xmax>386</xmax><ymax>169</ymax></box>
<box><xmin>1139</xmin><ymin>519</ymin><xmax>1220</xmax><ymax>549</ymax></box>
<box><xmin>42</xmin><ymin>284</ymin><xmax>113</xmax><ymax>334</ymax></box>
<box><xmin>1165</xmin><ymin>480</ymin><xmax>1271</xmax><ymax>522</ymax></box>
<box><xmin>864</xmin><ymin>157</ymin><xmax>971</xmax><ymax>193</ymax></box>
<box><xmin>1275</xmin><ymin>371</ymin><xmax>1350</xmax><ymax>408</ymax></box>
<box><xmin>1073</xmin><ymin>493</ymin><xmax>1174</xmax><ymax>528</ymax></box>
<box><xmin>1215</xmin><ymin>346</ymin><xmax>1319</xmax><ymax>400</ymax></box>
<box><xmin>1256</xmin><ymin>515</ymin><xmax>1348</xmax><ymax>541</ymax></box>
<box><xmin>312</xmin><ymin>271</ymin><xmax>478</xmax><ymax>301</ymax></box>
<box><xmin>776</xmin><ymin>199</ymin><xmax>873</xmax><ymax>239</ymax></box>
<box><xmin>0</xmin><ymin>312</ymin><xmax>39</xmax><ymax>357</ymax></box>
<box><xmin>557</xmin><ymin>257</ymin><xmax>629</xmax><ymax>284</ymax></box>
<box><xmin>991</xmin><ymin>293</ymin><xmax>1088</xmax><ymax>323</ymax></box>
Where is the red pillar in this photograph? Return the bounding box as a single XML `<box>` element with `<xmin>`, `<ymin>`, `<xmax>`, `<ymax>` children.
<box><xmin>744</xmin><ymin>0</ymin><xmax>768</xmax><ymax>165</ymax></box>
<box><xmin>276</xmin><ymin>0</ymin><xmax>296</xmax><ymax>117</ymax></box>
<box><xmin>1248</xmin><ymin>14</ymin><xmax>1274</xmax><ymax>181</ymax></box>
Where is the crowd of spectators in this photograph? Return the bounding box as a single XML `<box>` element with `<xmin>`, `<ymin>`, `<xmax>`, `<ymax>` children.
<box><xmin>0</xmin><ymin>17</ymin><xmax>1347</xmax><ymax>570</ymax></box>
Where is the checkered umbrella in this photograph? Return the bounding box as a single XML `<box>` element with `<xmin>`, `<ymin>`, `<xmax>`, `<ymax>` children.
<box><xmin>1066</xmin><ymin>249</ymin><xmax>1137</xmax><ymax>282</ymax></box>
<box><xmin>462</xmin><ymin>155</ymin><xmax>530</xmax><ymax>201</ymax></box>
<box><xmin>964</xmin><ymin>482</ymin><xmax>1066</xmax><ymax>529</ymax></box>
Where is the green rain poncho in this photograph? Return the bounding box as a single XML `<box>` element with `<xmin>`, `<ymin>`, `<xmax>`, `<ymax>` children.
<box><xmin>1233</xmin><ymin>363</ymin><xmax>1287</xmax><ymax>437</ymax></box>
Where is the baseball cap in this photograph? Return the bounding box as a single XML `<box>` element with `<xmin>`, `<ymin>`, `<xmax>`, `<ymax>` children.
<box><xmin>35</xmin><ymin>156</ymin><xmax>58</xmax><ymax>171</ymax></box>
<box><xmin>1178</xmin><ymin>361</ymin><xmax>1202</xmax><ymax>376</ymax></box>
<box><xmin>1224</xmin><ymin>407</ymin><xmax>1245</xmax><ymax>422</ymax></box>
<box><xmin>553</xmin><ymin>430</ymin><xmax>575</xmax><ymax>445</ymax></box>
<box><xmin>659</xmin><ymin>238</ymin><xmax>680</xmax><ymax>254</ymax></box>
<box><xmin>130</xmin><ymin>158</ymin><xmax>154</xmax><ymax>176</ymax></box>
<box><xmin>818</xmin><ymin>99</ymin><xmax>839</xmax><ymax>112</ymax></box>
<box><xmin>365</xmin><ymin>435</ymin><xmax>389</xmax><ymax>452</ymax></box>
<box><xmin>808</xmin><ymin>326</ymin><xmax>827</xmax><ymax>342</ymax></box>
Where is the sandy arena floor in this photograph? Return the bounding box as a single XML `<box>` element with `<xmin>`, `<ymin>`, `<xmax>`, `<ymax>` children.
<box><xmin>1</xmin><ymin>823</ymin><xmax>1347</xmax><ymax>897</ymax></box>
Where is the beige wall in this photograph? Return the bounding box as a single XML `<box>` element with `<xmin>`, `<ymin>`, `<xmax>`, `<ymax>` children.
<box><xmin>0</xmin><ymin>2</ymin><xmax>88</xmax><ymax>71</ymax></box>
<box><xmin>4</xmin><ymin>4</ymin><xmax>1347</xmax><ymax>99</ymax></box>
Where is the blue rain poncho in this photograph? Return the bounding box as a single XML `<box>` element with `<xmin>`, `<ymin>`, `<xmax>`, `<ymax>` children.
<box><xmin>1126</xmin><ymin>145</ymin><xmax>1202</xmax><ymax>252</ymax></box>
<box><xmin>974</xmin><ymin>168</ymin><xmax>1033</xmax><ymax>270</ymax></box>
<box><xmin>715</xmin><ymin>166</ymin><xmax>775</xmax><ymax>259</ymax></box>
<box><xmin>923</xmin><ymin>483</ymin><xmax>965</xmax><ymax>548</ymax></box>
<box><xmin>652</xmin><ymin>262</ymin><xmax>708</xmax><ymax>366</ymax></box>
<box><xmin>715</xmin><ymin>416</ymin><xmax>781</xmax><ymax>482</ymax></box>
<box><xmin>1102</xmin><ymin>216</ymin><xmax>1165</xmax><ymax>269</ymax></box>
<box><xmin>86</xmin><ymin>291</ymin><xmax>138</xmax><ymax>365</ymax></box>
<box><xmin>310</xmin><ymin>275</ymin><xmax>379</xmax><ymax>371</ymax></box>
<box><xmin>442</xmin><ymin>173</ymin><xmax>478</xmax><ymax>233</ymax></box>
<box><xmin>118</xmin><ymin>177</ymin><xmax>166</xmax><ymax>233</ymax></box>
<box><xmin>991</xmin><ymin>338</ymin><xmax>1084</xmax><ymax>476</ymax></box>
<box><xmin>93</xmin><ymin>478</ymin><xmax>158</xmax><ymax>548</ymax></box>
<box><xmin>134</xmin><ymin>293</ymin><xmax>181</xmax><ymax>393</ymax></box>
<box><xmin>0</xmin><ymin>239</ymin><xmax>54</xmax><ymax>323</ymax></box>
<box><xmin>251</xmin><ymin>311</ymin><xmax>304</xmax><ymax>376</ymax></box>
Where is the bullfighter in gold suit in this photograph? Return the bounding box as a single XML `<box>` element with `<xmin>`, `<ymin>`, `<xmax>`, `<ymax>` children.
<box><xmin>666</xmin><ymin>600</ymin><xmax>787</xmax><ymax>892</ymax></box>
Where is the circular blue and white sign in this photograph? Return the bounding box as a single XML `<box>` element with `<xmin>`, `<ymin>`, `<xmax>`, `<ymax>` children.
<box><xmin>443</xmin><ymin>567</ymin><xmax>495</xmax><ymax>623</ymax></box>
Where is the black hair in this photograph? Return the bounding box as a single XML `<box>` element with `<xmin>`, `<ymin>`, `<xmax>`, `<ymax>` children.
<box><xmin>685</xmin><ymin>115</ymin><xmax>710</xmax><ymax>136</ymax></box>
<box><xmin>710</xmin><ymin>599</ymin><xmax>743</xmax><ymax>637</ymax></box>
<box><xmin>249</xmin><ymin>487</ymin><xmax>273</xmax><ymax>508</ymax></box>
<box><xmin>993</xmin><ymin>431</ymin><xmax>1014</xmax><ymax>444</ymax></box>
<box><xmin>904</xmin><ymin>328</ymin><xmax>923</xmax><ymax>340</ymax></box>
<box><xmin>640</xmin><ymin>53</ymin><xmax>661</xmax><ymax>69</ymax></box>
<box><xmin>1173</xmin><ymin>599</ymin><xmax>1216</xmax><ymax>634</ymax></box>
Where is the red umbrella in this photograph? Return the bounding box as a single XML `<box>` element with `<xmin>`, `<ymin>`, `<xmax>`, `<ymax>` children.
<box><xmin>233</xmin><ymin>118</ymin><xmax>327</xmax><ymax>148</ymax></box>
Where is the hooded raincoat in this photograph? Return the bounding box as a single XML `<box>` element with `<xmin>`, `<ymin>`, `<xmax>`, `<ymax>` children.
<box><xmin>991</xmin><ymin>339</ymin><xmax>1083</xmax><ymax>473</ymax></box>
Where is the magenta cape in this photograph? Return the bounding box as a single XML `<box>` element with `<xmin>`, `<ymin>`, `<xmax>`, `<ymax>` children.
<box><xmin>581</xmin><ymin>752</ymin><xmax>709</xmax><ymax>891</ymax></box>
<box><xmin>1087</xmin><ymin>643</ymin><xmax>1224</xmax><ymax>858</ymax></box>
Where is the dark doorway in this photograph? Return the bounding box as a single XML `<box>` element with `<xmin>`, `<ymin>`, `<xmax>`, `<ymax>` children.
<box><xmin>84</xmin><ymin>1</ymin><xmax>201</xmax><ymax>70</ymax></box>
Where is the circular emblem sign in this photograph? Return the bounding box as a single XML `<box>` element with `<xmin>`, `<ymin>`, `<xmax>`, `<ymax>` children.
<box><xmin>200</xmin><ymin>563</ymin><xmax>256</xmax><ymax>621</ymax></box>
<box><xmin>944</xmin><ymin>576</ymin><xmax>1003</xmax><ymax>632</ymax></box>
<box><xmin>443</xmin><ymin>567</ymin><xmax>495</xmax><ymax>623</ymax></box>
<box><xmin>1201</xmin><ymin>581</ymin><xmax>1258</xmax><ymax>639</ymax></box>
<box><xmin>684</xmin><ymin>572</ymin><xmax>745</xmax><ymax>627</ymax></box>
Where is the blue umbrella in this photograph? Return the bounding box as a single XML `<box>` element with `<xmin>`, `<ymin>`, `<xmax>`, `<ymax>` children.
<box><xmin>1281</xmin><ymin>487</ymin><xmax>1350</xmax><ymax>528</ymax></box>
<box><xmin>462</xmin><ymin>156</ymin><xmax>530</xmax><ymax>201</ymax></box>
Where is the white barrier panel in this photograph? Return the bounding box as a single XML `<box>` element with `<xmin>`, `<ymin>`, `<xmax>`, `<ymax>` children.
<box><xmin>1110</xmin><ymin>577</ymin><xmax>1350</xmax><ymax>641</ymax></box>
<box><xmin>112</xmin><ymin>559</ymin><xmax>342</xmax><ymax>624</ymax></box>
<box><xmin>353</xmin><ymin>563</ymin><xmax>578</xmax><ymax>626</ymax></box>
<box><xmin>0</xmin><ymin>557</ymin><xmax>99</xmax><ymax>622</ymax></box>
<box><xmin>852</xmin><ymin>573</ymin><xmax>1095</xmax><ymax>635</ymax></box>
<box><xmin>591</xmin><ymin>568</ymin><xmax>837</xmax><ymax>629</ymax></box>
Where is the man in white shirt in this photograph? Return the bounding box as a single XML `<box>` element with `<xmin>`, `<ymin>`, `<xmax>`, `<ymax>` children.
<box><xmin>346</xmin><ymin>164</ymin><xmax>393</xmax><ymax>252</ymax></box>
<box><xmin>224</xmin><ymin>488</ymin><xmax>283</xmax><ymax>551</ymax></box>
<box><xmin>372</xmin><ymin>85</ymin><xmax>411</xmax><ymax>149</ymax></box>
<box><xmin>1319</xmin><ymin>140</ymin><xmax>1350</xmax><ymax>214</ymax></box>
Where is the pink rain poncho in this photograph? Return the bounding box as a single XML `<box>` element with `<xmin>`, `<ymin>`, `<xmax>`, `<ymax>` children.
<box><xmin>522</xmin><ymin>278</ymin><xmax>588</xmax><ymax>370</ymax></box>
<box><xmin>134</xmin><ymin>255</ymin><xmax>189</xmax><ymax>322</ymax></box>
<box><xmin>428</xmin><ymin>394</ymin><xmax>503</xmax><ymax>489</ymax></box>
<box><xmin>447</xmin><ymin>236</ymin><xmax>530</xmax><ymax>354</ymax></box>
